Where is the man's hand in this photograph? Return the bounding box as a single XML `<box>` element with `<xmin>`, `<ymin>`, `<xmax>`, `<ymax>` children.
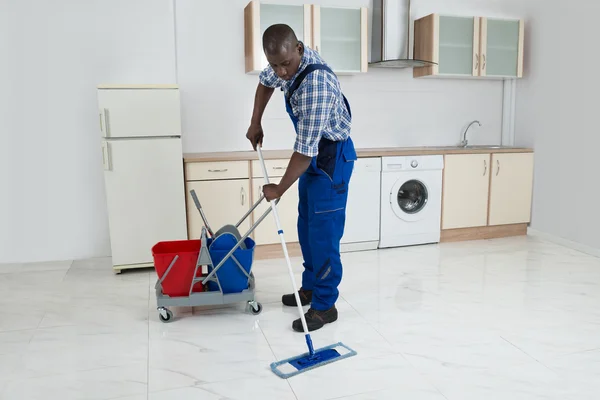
<box><xmin>262</xmin><ymin>183</ymin><xmax>281</xmax><ymax>202</ymax></box>
<box><xmin>246</xmin><ymin>124</ymin><xmax>264</xmax><ymax>150</ymax></box>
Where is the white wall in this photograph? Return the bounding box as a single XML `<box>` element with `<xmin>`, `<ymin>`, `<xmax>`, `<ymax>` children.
<box><xmin>0</xmin><ymin>0</ymin><xmax>177</xmax><ymax>263</ymax></box>
<box><xmin>1</xmin><ymin>0</ymin><xmax>523</xmax><ymax>263</ymax></box>
<box><xmin>177</xmin><ymin>0</ymin><xmax>518</xmax><ymax>153</ymax></box>
<box><xmin>513</xmin><ymin>0</ymin><xmax>600</xmax><ymax>250</ymax></box>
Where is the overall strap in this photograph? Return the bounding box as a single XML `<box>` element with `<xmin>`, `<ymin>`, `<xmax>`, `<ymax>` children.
<box><xmin>286</xmin><ymin>64</ymin><xmax>335</xmax><ymax>101</ymax></box>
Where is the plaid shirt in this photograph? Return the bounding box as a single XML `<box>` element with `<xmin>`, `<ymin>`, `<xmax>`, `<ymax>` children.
<box><xmin>259</xmin><ymin>45</ymin><xmax>351</xmax><ymax>157</ymax></box>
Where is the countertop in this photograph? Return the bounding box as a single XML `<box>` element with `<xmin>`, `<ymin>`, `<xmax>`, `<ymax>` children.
<box><xmin>183</xmin><ymin>146</ymin><xmax>533</xmax><ymax>163</ymax></box>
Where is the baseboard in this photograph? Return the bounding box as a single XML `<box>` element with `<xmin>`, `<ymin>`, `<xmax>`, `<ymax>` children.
<box><xmin>254</xmin><ymin>242</ymin><xmax>302</xmax><ymax>260</ymax></box>
<box><xmin>341</xmin><ymin>241</ymin><xmax>379</xmax><ymax>253</ymax></box>
<box><xmin>527</xmin><ymin>228</ymin><xmax>600</xmax><ymax>258</ymax></box>
<box><xmin>441</xmin><ymin>223</ymin><xmax>527</xmax><ymax>243</ymax></box>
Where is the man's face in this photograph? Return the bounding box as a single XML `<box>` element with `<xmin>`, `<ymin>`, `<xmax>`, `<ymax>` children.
<box><xmin>265</xmin><ymin>42</ymin><xmax>303</xmax><ymax>81</ymax></box>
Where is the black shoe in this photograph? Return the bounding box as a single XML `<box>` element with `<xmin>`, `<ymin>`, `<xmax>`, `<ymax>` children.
<box><xmin>292</xmin><ymin>306</ymin><xmax>338</xmax><ymax>332</ymax></box>
<box><xmin>282</xmin><ymin>288</ymin><xmax>312</xmax><ymax>307</ymax></box>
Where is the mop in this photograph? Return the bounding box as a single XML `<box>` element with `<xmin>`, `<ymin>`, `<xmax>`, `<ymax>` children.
<box><xmin>256</xmin><ymin>146</ymin><xmax>357</xmax><ymax>379</ymax></box>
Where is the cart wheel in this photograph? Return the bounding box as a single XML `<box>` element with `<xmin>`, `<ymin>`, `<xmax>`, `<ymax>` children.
<box><xmin>158</xmin><ymin>307</ymin><xmax>173</xmax><ymax>323</ymax></box>
<box><xmin>249</xmin><ymin>301</ymin><xmax>262</xmax><ymax>315</ymax></box>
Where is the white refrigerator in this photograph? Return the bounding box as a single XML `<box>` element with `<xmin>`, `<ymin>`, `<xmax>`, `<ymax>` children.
<box><xmin>97</xmin><ymin>85</ymin><xmax>188</xmax><ymax>272</ymax></box>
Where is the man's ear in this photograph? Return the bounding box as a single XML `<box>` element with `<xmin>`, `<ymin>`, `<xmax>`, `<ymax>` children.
<box><xmin>297</xmin><ymin>41</ymin><xmax>304</xmax><ymax>56</ymax></box>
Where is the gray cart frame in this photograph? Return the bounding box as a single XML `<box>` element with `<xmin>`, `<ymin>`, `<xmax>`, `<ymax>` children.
<box><xmin>155</xmin><ymin>189</ymin><xmax>278</xmax><ymax>322</ymax></box>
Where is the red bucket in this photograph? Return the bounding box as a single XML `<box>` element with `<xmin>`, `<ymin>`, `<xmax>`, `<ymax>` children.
<box><xmin>152</xmin><ymin>239</ymin><xmax>205</xmax><ymax>297</ymax></box>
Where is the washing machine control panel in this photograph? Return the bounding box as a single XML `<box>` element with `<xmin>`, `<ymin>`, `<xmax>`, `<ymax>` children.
<box><xmin>411</xmin><ymin>160</ymin><xmax>419</xmax><ymax>168</ymax></box>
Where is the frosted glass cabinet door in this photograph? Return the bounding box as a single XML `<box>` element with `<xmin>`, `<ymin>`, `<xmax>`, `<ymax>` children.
<box><xmin>481</xmin><ymin>18</ymin><xmax>524</xmax><ymax>78</ymax></box>
<box><xmin>438</xmin><ymin>16</ymin><xmax>479</xmax><ymax>76</ymax></box>
<box><xmin>313</xmin><ymin>6</ymin><xmax>368</xmax><ymax>73</ymax></box>
<box><xmin>244</xmin><ymin>1</ymin><xmax>311</xmax><ymax>73</ymax></box>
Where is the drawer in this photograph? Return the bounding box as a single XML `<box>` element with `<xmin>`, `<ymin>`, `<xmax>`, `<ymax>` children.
<box><xmin>185</xmin><ymin>161</ymin><xmax>249</xmax><ymax>181</ymax></box>
<box><xmin>252</xmin><ymin>159</ymin><xmax>289</xmax><ymax>178</ymax></box>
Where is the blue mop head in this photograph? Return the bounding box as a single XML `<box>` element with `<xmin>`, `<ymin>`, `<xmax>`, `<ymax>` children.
<box><xmin>270</xmin><ymin>341</ymin><xmax>357</xmax><ymax>379</ymax></box>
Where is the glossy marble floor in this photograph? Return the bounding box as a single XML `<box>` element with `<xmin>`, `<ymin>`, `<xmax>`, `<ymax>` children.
<box><xmin>1</xmin><ymin>235</ymin><xmax>600</xmax><ymax>399</ymax></box>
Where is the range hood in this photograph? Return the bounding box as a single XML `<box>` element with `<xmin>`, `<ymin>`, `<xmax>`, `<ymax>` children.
<box><xmin>369</xmin><ymin>0</ymin><xmax>437</xmax><ymax>68</ymax></box>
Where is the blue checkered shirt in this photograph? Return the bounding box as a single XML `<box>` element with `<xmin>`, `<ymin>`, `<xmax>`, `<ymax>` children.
<box><xmin>259</xmin><ymin>45</ymin><xmax>352</xmax><ymax>157</ymax></box>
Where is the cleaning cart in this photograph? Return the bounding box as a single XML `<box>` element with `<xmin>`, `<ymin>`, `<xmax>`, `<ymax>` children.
<box><xmin>152</xmin><ymin>188</ymin><xmax>279</xmax><ymax>323</ymax></box>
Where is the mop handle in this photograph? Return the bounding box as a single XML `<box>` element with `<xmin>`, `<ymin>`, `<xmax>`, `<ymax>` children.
<box><xmin>256</xmin><ymin>146</ymin><xmax>311</xmax><ymax>340</ymax></box>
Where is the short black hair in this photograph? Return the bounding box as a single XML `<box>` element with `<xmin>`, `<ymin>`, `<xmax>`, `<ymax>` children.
<box><xmin>262</xmin><ymin>24</ymin><xmax>298</xmax><ymax>55</ymax></box>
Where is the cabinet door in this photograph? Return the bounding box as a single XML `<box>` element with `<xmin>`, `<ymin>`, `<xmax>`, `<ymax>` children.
<box><xmin>244</xmin><ymin>1</ymin><xmax>311</xmax><ymax>73</ymax></box>
<box><xmin>312</xmin><ymin>6</ymin><xmax>368</xmax><ymax>73</ymax></box>
<box><xmin>480</xmin><ymin>18</ymin><xmax>524</xmax><ymax>78</ymax></box>
<box><xmin>252</xmin><ymin>177</ymin><xmax>299</xmax><ymax>245</ymax></box>
<box><xmin>186</xmin><ymin>180</ymin><xmax>250</xmax><ymax>240</ymax></box>
<box><xmin>442</xmin><ymin>154</ymin><xmax>490</xmax><ymax>229</ymax></box>
<box><xmin>97</xmin><ymin>88</ymin><xmax>181</xmax><ymax>138</ymax></box>
<box><xmin>438</xmin><ymin>16</ymin><xmax>480</xmax><ymax>76</ymax></box>
<box><xmin>488</xmin><ymin>153</ymin><xmax>534</xmax><ymax>225</ymax></box>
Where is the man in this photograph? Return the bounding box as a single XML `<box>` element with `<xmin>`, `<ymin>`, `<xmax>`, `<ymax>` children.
<box><xmin>246</xmin><ymin>24</ymin><xmax>356</xmax><ymax>332</ymax></box>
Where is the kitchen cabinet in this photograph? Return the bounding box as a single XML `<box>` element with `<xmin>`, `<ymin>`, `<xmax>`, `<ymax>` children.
<box><xmin>414</xmin><ymin>14</ymin><xmax>524</xmax><ymax>79</ymax></box>
<box><xmin>244</xmin><ymin>1</ymin><xmax>367</xmax><ymax>74</ymax></box>
<box><xmin>442</xmin><ymin>154</ymin><xmax>490</xmax><ymax>229</ymax></box>
<box><xmin>312</xmin><ymin>5</ymin><xmax>368</xmax><ymax>73</ymax></box>
<box><xmin>251</xmin><ymin>158</ymin><xmax>298</xmax><ymax>245</ymax></box>
<box><xmin>186</xmin><ymin>179</ymin><xmax>251</xmax><ymax>240</ymax></box>
<box><xmin>252</xmin><ymin>177</ymin><xmax>299</xmax><ymax>245</ymax></box>
<box><xmin>488</xmin><ymin>153</ymin><xmax>534</xmax><ymax>225</ymax></box>
<box><xmin>244</xmin><ymin>1</ymin><xmax>311</xmax><ymax>73</ymax></box>
<box><xmin>480</xmin><ymin>18</ymin><xmax>525</xmax><ymax>78</ymax></box>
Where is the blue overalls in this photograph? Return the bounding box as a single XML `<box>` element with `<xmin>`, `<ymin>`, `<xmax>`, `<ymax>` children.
<box><xmin>285</xmin><ymin>64</ymin><xmax>357</xmax><ymax>311</ymax></box>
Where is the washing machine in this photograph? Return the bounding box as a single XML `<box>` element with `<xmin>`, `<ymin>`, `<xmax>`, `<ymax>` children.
<box><xmin>379</xmin><ymin>155</ymin><xmax>444</xmax><ymax>248</ymax></box>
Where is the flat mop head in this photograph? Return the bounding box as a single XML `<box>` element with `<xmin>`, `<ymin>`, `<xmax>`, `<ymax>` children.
<box><xmin>270</xmin><ymin>342</ymin><xmax>357</xmax><ymax>379</ymax></box>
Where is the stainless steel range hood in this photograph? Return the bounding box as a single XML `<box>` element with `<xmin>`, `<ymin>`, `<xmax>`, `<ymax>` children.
<box><xmin>369</xmin><ymin>0</ymin><xmax>437</xmax><ymax>68</ymax></box>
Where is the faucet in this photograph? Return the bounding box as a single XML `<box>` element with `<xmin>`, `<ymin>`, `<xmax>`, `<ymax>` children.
<box><xmin>460</xmin><ymin>120</ymin><xmax>481</xmax><ymax>147</ymax></box>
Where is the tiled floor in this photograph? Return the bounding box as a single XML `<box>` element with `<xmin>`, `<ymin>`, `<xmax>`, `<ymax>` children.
<box><xmin>1</xmin><ymin>235</ymin><xmax>600</xmax><ymax>399</ymax></box>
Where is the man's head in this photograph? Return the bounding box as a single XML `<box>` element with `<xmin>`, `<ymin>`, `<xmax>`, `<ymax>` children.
<box><xmin>262</xmin><ymin>24</ymin><xmax>303</xmax><ymax>81</ymax></box>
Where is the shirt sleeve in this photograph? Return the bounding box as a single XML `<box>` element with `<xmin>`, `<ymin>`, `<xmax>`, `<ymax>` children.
<box><xmin>293</xmin><ymin>81</ymin><xmax>336</xmax><ymax>157</ymax></box>
<box><xmin>259</xmin><ymin>65</ymin><xmax>284</xmax><ymax>88</ymax></box>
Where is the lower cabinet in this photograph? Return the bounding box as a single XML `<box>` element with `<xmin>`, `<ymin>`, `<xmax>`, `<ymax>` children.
<box><xmin>488</xmin><ymin>152</ymin><xmax>534</xmax><ymax>225</ymax></box>
<box><xmin>442</xmin><ymin>154</ymin><xmax>490</xmax><ymax>229</ymax></box>
<box><xmin>442</xmin><ymin>151</ymin><xmax>534</xmax><ymax>230</ymax></box>
<box><xmin>186</xmin><ymin>179</ymin><xmax>251</xmax><ymax>240</ymax></box>
<box><xmin>252</xmin><ymin>177</ymin><xmax>300</xmax><ymax>245</ymax></box>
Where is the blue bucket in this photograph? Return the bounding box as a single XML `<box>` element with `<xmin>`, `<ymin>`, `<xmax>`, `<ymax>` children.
<box><xmin>206</xmin><ymin>233</ymin><xmax>255</xmax><ymax>294</ymax></box>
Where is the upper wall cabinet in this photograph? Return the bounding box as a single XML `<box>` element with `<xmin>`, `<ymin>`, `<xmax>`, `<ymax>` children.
<box><xmin>312</xmin><ymin>5</ymin><xmax>368</xmax><ymax>73</ymax></box>
<box><xmin>245</xmin><ymin>1</ymin><xmax>312</xmax><ymax>74</ymax></box>
<box><xmin>413</xmin><ymin>14</ymin><xmax>524</xmax><ymax>79</ymax></box>
<box><xmin>244</xmin><ymin>1</ymin><xmax>368</xmax><ymax>74</ymax></box>
<box><xmin>480</xmin><ymin>18</ymin><xmax>524</xmax><ymax>78</ymax></box>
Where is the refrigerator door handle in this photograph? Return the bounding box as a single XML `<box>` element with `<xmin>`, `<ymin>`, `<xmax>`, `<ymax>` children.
<box><xmin>102</xmin><ymin>141</ymin><xmax>111</xmax><ymax>171</ymax></box>
<box><xmin>103</xmin><ymin>108</ymin><xmax>111</xmax><ymax>137</ymax></box>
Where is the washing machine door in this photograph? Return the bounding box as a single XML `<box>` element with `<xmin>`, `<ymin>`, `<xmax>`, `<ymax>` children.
<box><xmin>390</xmin><ymin>177</ymin><xmax>430</xmax><ymax>222</ymax></box>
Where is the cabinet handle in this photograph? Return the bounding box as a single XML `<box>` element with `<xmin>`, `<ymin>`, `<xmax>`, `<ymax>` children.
<box><xmin>483</xmin><ymin>54</ymin><xmax>486</xmax><ymax>70</ymax></box>
<box><xmin>475</xmin><ymin>53</ymin><xmax>479</xmax><ymax>70</ymax></box>
<box><xmin>208</xmin><ymin>168</ymin><xmax>228</xmax><ymax>173</ymax></box>
<box><xmin>241</xmin><ymin>187</ymin><xmax>245</xmax><ymax>206</ymax></box>
<box><xmin>483</xmin><ymin>160</ymin><xmax>487</xmax><ymax>176</ymax></box>
<box><xmin>99</xmin><ymin>113</ymin><xmax>103</xmax><ymax>133</ymax></box>
<box><xmin>496</xmin><ymin>160</ymin><xmax>500</xmax><ymax>176</ymax></box>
